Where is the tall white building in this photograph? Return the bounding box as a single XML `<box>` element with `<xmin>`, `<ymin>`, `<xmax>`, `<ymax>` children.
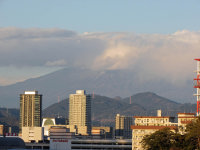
<box><xmin>69</xmin><ymin>90</ymin><xmax>91</xmax><ymax>135</ymax></box>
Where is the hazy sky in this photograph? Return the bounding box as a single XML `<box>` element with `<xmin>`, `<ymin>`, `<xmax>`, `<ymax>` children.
<box><xmin>0</xmin><ymin>0</ymin><xmax>200</xmax><ymax>85</ymax></box>
<box><xmin>1</xmin><ymin>0</ymin><xmax>200</xmax><ymax>33</ymax></box>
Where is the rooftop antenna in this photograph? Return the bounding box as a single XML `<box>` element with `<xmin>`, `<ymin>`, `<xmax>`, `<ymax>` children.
<box><xmin>92</xmin><ymin>91</ymin><xmax>95</xmax><ymax>99</ymax></box>
<box><xmin>194</xmin><ymin>59</ymin><xmax>200</xmax><ymax>116</ymax></box>
<box><xmin>58</xmin><ymin>96</ymin><xmax>60</xmax><ymax>103</ymax></box>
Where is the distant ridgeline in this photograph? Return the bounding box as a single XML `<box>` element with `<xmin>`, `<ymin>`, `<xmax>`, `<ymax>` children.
<box><xmin>0</xmin><ymin>108</ymin><xmax>19</xmax><ymax>132</ymax></box>
<box><xmin>0</xmin><ymin>92</ymin><xmax>196</xmax><ymax>127</ymax></box>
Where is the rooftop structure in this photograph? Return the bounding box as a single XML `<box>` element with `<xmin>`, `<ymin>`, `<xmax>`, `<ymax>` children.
<box><xmin>134</xmin><ymin>110</ymin><xmax>176</xmax><ymax>126</ymax></box>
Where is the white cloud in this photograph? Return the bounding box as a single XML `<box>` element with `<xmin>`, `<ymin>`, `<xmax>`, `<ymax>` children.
<box><xmin>0</xmin><ymin>27</ymin><xmax>199</xmax><ymax>86</ymax></box>
<box><xmin>91</xmin><ymin>31</ymin><xmax>200</xmax><ymax>85</ymax></box>
<box><xmin>93</xmin><ymin>42</ymin><xmax>143</xmax><ymax>70</ymax></box>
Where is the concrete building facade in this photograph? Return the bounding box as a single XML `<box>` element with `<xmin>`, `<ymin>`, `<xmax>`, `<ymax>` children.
<box><xmin>92</xmin><ymin>126</ymin><xmax>113</xmax><ymax>139</ymax></box>
<box><xmin>22</xmin><ymin>127</ymin><xmax>44</xmax><ymax>143</ymax></box>
<box><xmin>132</xmin><ymin>110</ymin><xmax>177</xmax><ymax>150</ymax></box>
<box><xmin>177</xmin><ymin>113</ymin><xmax>197</xmax><ymax>134</ymax></box>
<box><xmin>132</xmin><ymin>126</ymin><xmax>177</xmax><ymax>150</ymax></box>
<box><xmin>69</xmin><ymin>90</ymin><xmax>91</xmax><ymax>135</ymax></box>
<box><xmin>19</xmin><ymin>91</ymin><xmax>42</xmax><ymax>132</ymax></box>
<box><xmin>50</xmin><ymin>139</ymin><xmax>132</xmax><ymax>150</ymax></box>
<box><xmin>115</xmin><ymin>114</ymin><xmax>133</xmax><ymax>139</ymax></box>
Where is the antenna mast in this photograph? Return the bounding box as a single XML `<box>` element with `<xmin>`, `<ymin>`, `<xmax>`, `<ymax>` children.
<box><xmin>92</xmin><ymin>91</ymin><xmax>95</xmax><ymax>99</ymax></box>
<box><xmin>194</xmin><ymin>59</ymin><xmax>200</xmax><ymax>116</ymax></box>
<box><xmin>58</xmin><ymin>96</ymin><xmax>60</xmax><ymax>103</ymax></box>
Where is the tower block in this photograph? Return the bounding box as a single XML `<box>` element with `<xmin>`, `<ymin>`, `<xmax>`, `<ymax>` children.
<box><xmin>194</xmin><ymin>59</ymin><xmax>200</xmax><ymax>116</ymax></box>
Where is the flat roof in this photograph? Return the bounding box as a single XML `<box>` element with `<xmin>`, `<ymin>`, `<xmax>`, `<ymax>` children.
<box><xmin>131</xmin><ymin>125</ymin><xmax>177</xmax><ymax>130</ymax></box>
<box><xmin>177</xmin><ymin>113</ymin><xmax>195</xmax><ymax>115</ymax></box>
<box><xmin>178</xmin><ymin>116</ymin><xmax>198</xmax><ymax>118</ymax></box>
<box><xmin>180</xmin><ymin>121</ymin><xmax>193</xmax><ymax>124</ymax></box>
<box><xmin>134</xmin><ymin>116</ymin><xmax>174</xmax><ymax>118</ymax></box>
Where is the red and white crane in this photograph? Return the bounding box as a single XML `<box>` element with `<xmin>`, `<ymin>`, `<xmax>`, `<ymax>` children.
<box><xmin>194</xmin><ymin>59</ymin><xmax>200</xmax><ymax>116</ymax></box>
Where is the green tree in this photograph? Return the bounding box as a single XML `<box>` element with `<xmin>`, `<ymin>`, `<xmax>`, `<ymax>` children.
<box><xmin>184</xmin><ymin>117</ymin><xmax>200</xmax><ymax>150</ymax></box>
<box><xmin>141</xmin><ymin>127</ymin><xmax>185</xmax><ymax>150</ymax></box>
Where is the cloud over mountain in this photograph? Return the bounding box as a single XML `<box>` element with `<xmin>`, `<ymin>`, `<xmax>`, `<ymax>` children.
<box><xmin>0</xmin><ymin>27</ymin><xmax>199</xmax><ymax>86</ymax></box>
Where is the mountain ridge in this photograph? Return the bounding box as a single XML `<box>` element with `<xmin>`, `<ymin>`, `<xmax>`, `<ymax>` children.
<box><xmin>43</xmin><ymin>92</ymin><xmax>196</xmax><ymax>126</ymax></box>
<box><xmin>0</xmin><ymin>67</ymin><xmax>194</xmax><ymax>108</ymax></box>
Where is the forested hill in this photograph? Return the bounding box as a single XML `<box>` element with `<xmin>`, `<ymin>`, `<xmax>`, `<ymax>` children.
<box><xmin>43</xmin><ymin>92</ymin><xmax>196</xmax><ymax>126</ymax></box>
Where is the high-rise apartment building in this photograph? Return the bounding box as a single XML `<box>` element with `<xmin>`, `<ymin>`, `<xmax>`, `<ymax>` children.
<box><xmin>69</xmin><ymin>90</ymin><xmax>91</xmax><ymax>135</ymax></box>
<box><xmin>19</xmin><ymin>91</ymin><xmax>42</xmax><ymax>132</ymax></box>
<box><xmin>115</xmin><ymin>114</ymin><xmax>133</xmax><ymax>139</ymax></box>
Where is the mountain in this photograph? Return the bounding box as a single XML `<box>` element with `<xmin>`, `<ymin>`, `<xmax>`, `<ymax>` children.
<box><xmin>0</xmin><ymin>67</ymin><xmax>194</xmax><ymax>108</ymax></box>
<box><xmin>123</xmin><ymin>92</ymin><xmax>179</xmax><ymax>110</ymax></box>
<box><xmin>43</xmin><ymin>92</ymin><xmax>196</xmax><ymax>126</ymax></box>
<box><xmin>42</xmin><ymin>94</ymin><xmax>145</xmax><ymax>118</ymax></box>
<box><xmin>0</xmin><ymin>108</ymin><xmax>19</xmax><ymax>126</ymax></box>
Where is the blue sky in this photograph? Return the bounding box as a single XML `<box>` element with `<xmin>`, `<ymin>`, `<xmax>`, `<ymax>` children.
<box><xmin>0</xmin><ymin>0</ymin><xmax>200</xmax><ymax>34</ymax></box>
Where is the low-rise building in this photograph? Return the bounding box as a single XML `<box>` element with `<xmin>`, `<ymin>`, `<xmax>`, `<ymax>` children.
<box><xmin>177</xmin><ymin>113</ymin><xmax>197</xmax><ymax>134</ymax></box>
<box><xmin>132</xmin><ymin>110</ymin><xmax>177</xmax><ymax>150</ymax></box>
<box><xmin>50</xmin><ymin>139</ymin><xmax>132</xmax><ymax>150</ymax></box>
<box><xmin>21</xmin><ymin>127</ymin><xmax>44</xmax><ymax>143</ymax></box>
<box><xmin>42</xmin><ymin>117</ymin><xmax>68</xmax><ymax>137</ymax></box>
<box><xmin>134</xmin><ymin>116</ymin><xmax>176</xmax><ymax>126</ymax></box>
<box><xmin>92</xmin><ymin>126</ymin><xmax>113</xmax><ymax>139</ymax></box>
<box><xmin>50</xmin><ymin>126</ymin><xmax>75</xmax><ymax>140</ymax></box>
<box><xmin>134</xmin><ymin>110</ymin><xmax>176</xmax><ymax>126</ymax></box>
<box><xmin>132</xmin><ymin>126</ymin><xmax>177</xmax><ymax>150</ymax></box>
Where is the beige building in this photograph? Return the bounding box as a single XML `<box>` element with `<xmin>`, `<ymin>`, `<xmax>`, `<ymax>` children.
<box><xmin>132</xmin><ymin>125</ymin><xmax>177</xmax><ymax>150</ymax></box>
<box><xmin>92</xmin><ymin>126</ymin><xmax>113</xmax><ymax>139</ymax></box>
<box><xmin>22</xmin><ymin>127</ymin><xmax>44</xmax><ymax>142</ymax></box>
<box><xmin>134</xmin><ymin>110</ymin><xmax>176</xmax><ymax>126</ymax></box>
<box><xmin>115</xmin><ymin>114</ymin><xmax>133</xmax><ymax>139</ymax></box>
<box><xmin>177</xmin><ymin>113</ymin><xmax>197</xmax><ymax>134</ymax></box>
<box><xmin>132</xmin><ymin>110</ymin><xmax>177</xmax><ymax>150</ymax></box>
<box><xmin>49</xmin><ymin>126</ymin><xmax>75</xmax><ymax>139</ymax></box>
<box><xmin>69</xmin><ymin>90</ymin><xmax>91</xmax><ymax>135</ymax></box>
<box><xmin>134</xmin><ymin>116</ymin><xmax>176</xmax><ymax>126</ymax></box>
<box><xmin>0</xmin><ymin>125</ymin><xmax>4</xmax><ymax>135</ymax></box>
<box><xmin>132</xmin><ymin>111</ymin><xmax>198</xmax><ymax>149</ymax></box>
<box><xmin>19</xmin><ymin>91</ymin><xmax>42</xmax><ymax>133</ymax></box>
